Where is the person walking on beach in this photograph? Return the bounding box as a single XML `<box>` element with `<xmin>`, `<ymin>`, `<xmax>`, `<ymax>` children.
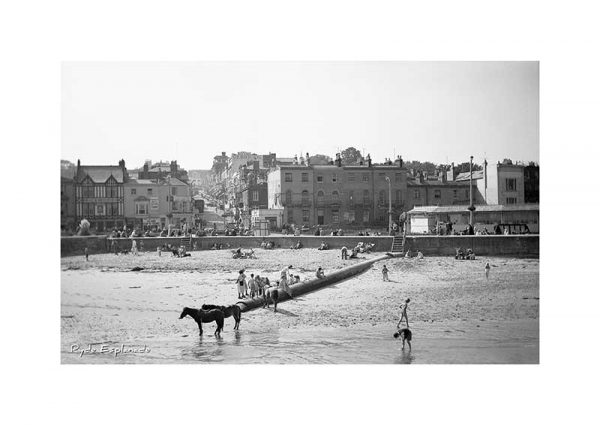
<box><xmin>397</xmin><ymin>298</ymin><xmax>410</xmax><ymax>328</ymax></box>
<box><xmin>280</xmin><ymin>265</ymin><xmax>293</xmax><ymax>298</ymax></box>
<box><xmin>84</xmin><ymin>247</ymin><xmax>89</xmax><ymax>262</ymax></box>
<box><xmin>237</xmin><ymin>269</ymin><xmax>247</xmax><ymax>299</ymax></box>
<box><xmin>341</xmin><ymin>246</ymin><xmax>348</xmax><ymax>260</ymax></box>
<box><xmin>484</xmin><ymin>262</ymin><xmax>491</xmax><ymax>280</ymax></box>
<box><xmin>382</xmin><ymin>265</ymin><xmax>389</xmax><ymax>281</ymax></box>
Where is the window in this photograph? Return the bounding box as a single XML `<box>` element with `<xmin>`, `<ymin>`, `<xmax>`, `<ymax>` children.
<box><xmin>506</xmin><ymin>197</ymin><xmax>517</xmax><ymax>204</ymax></box>
<box><xmin>317</xmin><ymin>175</ymin><xmax>323</xmax><ymax>183</ymax></box>
<box><xmin>379</xmin><ymin>172</ymin><xmax>386</xmax><ymax>181</ymax></box>
<box><xmin>302</xmin><ymin>209</ymin><xmax>310</xmax><ymax>222</ymax></box>
<box><xmin>332</xmin><ymin>209</ymin><xmax>340</xmax><ymax>223</ymax></box>
<box><xmin>107</xmin><ymin>185</ymin><xmax>118</xmax><ymax>197</ymax></box>
<box><xmin>395</xmin><ymin>173</ymin><xmax>402</xmax><ymax>183</ymax></box>
<box><xmin>347</xmin><ymin>211</ymin><xmax>356</xmax><ymax>223</ymax></box>
<box><xmin>332</xmin><ymin>173</ymin><xmax>337</xmax><ymax>183</ymax></box>
<box><xmin>332</xmin><ymin>191</ymin><xmax>340</xmax><ymax>203</ymax></box>
<box><xmin>287</xmin><ymin>210</ymin><xmax>294</xmax><ymax>224</ymax></box>
<box><xmin>348</xmin><ymin>173</ymin><xmax>356</xmax><ymax>182</ymax></box>
<box><xmin>252</xmin><ymin>190</ymin><xmax>259</xmax><ymax>202</ymax></box>
<box><xmin>301</xmin><ymin>173</ymin><xmax>308</xmax><ymax>183</ymax></box>
<box><xmin>83</xmin><ymin>185</ymin><xmax>94</xmax><ymax>198</ymax></box>
<box><xmin>285</xmin><ymin>173</ymin><xmax>293</xmax><ymax>182</ymax></box>
<box><xmin>135</xmin><ymin>202</ymin><xmax>148</xmax><ymax>215</ymax></box>
<box><xmin>147</xmin><ymin>188</ymin><xmax>153</xmax><ymax>195</ymax></box>
<box><xmin>414</xmin><ymin>189</ymin><xmax>420</xmax><ymax>199</ymax></box>
<box><xmin>363</xmin><ymin>190</ymin><xmax>369</xmax><ymax>203</ymax></box>
<box><xmin>95</xmin><ymin>204</ymin><xmax>105</xmax><ymax>216</ymax></box>
<box><xmin>362</xmin><ymin>173</ymin><xmax>369</xmax><ymax>182</ymax></box>
<box><xmin>317</xmin><ymin>190</ymin><xmax>324</xmax><ymax>205</ymax></box>
<box><xmin>317</xmin><ymin>209</ymin><xmax>324</xmax><ymax>225</ymax></box>
<box><xmin>348</xmin><ymin>190</ymin><xmax>354</xmax><ymax>204</ymax></box>
<box><xmin>363</xmin><ymin>210</ymin><xmax>370</xmax><ymax>223</ymax></box>
<box><xmin>465</xmin><ymin>189</ymin><xmax>469</xmax><ymax>198</ymax></box>
<box><xmin>434</xmin><ymin>189</ymin><xmax>441</xmax><ymax>199</ymax></box>
<box><xmin>285</xmin><ymin>190</ymin><xmax>292</xmax><ymax>205</ymax></box>
<box><xmin>453</xmin><ymin>189</ymin><xmax>458</xmax><ymax>199</ymax></box>
<box><xmin>506</xmin><ymin>178</ymin><xmax>517</xmax><ymax>191</ymax></box>
<box><xmin>171</xmin><ymin>187</ymin><xmax>177</xmax><ymax>195</ymax></box>
<box><xmin>378</xmin><ymin>190</ymin><xmax>386</xmax><ymax>204</ymax></box>
<box><xmin>396</xmin><ymin>190</ymin><xmax>402</xmax><ymax>203</ymax></box>
<box><xmin>301</xmin><ymin>190</ymin><xmax>309</xmax><ymax>205</ymax></box>
<box><xmin>131</xmin><ymin>188</ymin><xmax>136</xmax><ymax>195</ymax></box>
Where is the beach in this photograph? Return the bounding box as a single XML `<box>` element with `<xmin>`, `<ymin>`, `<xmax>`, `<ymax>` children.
<box><xmin>61</xmin><ymin>249</ymin><xmax>539</xmax><ymax>363</ymax></box>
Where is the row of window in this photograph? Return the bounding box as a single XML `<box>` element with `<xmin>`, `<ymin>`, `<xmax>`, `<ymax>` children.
<box><xmin>78</xmin><ymin>185</ymin><xmax>121</xmax><ymax>198</ymax></box>
<box><xmin>283</xmin><ymin>189</ymin><xmax>405</xmax><ymax>204</ymax></box>
<box><xmin>284</xmin><ymin>172</ymin><xmax>403</xmax><ymax>183</ymax></box>
<box><xmin>289</xmin><ymin>209</ymin><xmax>371</xmax><ymax>224</ymax></box>
<box><xmin>130</xmin><ymin>187</ymin><xmax>178</xmax><ymax>196</ymax></box>
<box><xmin>77</xmin><ymin>202</ymin><xmax>121</xmax><ymax>217</ymax></box>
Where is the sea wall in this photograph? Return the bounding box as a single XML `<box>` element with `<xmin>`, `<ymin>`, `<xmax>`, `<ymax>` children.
<box><xmin>61</xmin><ymin>234</ymin><xmax>539</xmax><ymax>257</ymax></box>
<box><xmin>404</xmin><ymin>235</ymin><xmax>539</xmax><ymax>257</ymax></box>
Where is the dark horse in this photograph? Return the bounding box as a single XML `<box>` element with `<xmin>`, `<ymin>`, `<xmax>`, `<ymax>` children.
<box><xmin>179</xmin><ymin>307</ymin><xmax>224</xmax><ymax>337</ymax></box>
<box><xmin>201</xmin><ymin>304</ymin><xmax>242</xmax><ymax>330</ymax></box>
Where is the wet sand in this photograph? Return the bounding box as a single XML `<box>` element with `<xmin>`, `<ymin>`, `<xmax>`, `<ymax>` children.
<box><xmin>61</xmin><ymin>249</ymin><xmax>538</xmax><ymax>363</ymax></box>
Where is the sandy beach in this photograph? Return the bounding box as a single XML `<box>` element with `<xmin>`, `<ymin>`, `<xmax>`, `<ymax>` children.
<box><xmin>61</xmin><ymin>249</ymin><xmax>539</xmax><ymax>363</ymax></box>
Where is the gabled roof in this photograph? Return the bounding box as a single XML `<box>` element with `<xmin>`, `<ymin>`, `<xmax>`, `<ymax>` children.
<box><xmin>77</xmin><ymin>165</ymin><xmax>125</xmax><ymax>183</ymax></box>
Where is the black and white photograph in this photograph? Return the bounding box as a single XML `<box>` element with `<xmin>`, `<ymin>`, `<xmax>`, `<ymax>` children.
<box><xmin>5</xmin><ymin>2</ymin><xmax>600</xmax><ymax>424</ymax></box>
<box><xmin>60</xmin><ymin>61</ymin><xmax>539</xmax><ymax>364</ymax></box>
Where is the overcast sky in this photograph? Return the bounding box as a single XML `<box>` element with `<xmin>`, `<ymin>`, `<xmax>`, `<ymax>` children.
<box><xmin>62</xmin><ymin>62</ymin><xmax>538</xmax><ymax>170</ymax></box>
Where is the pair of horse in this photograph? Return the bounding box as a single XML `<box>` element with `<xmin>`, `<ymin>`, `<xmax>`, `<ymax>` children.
<box><xmin>179</xmin><ymin>304</ymin><xmax>241</xmax><ymax>337</ymax></box>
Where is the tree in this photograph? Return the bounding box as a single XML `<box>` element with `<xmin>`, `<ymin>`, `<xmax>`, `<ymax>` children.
<box><xmin>455</xmin><ymin>162</ymin><xmax>483</xmax><ymax>174</ymax></box>
<box><xmin>61</xmin><ymin>160</ymin><xmax>76</xmax><ymax>178</ymax></box>
<box><xmin>340</xmin><ymin>147</ymin><xmax>363</xmax><ymax>165</ymax></box>
<box><xmin>308</xmin><ymin>154</ymin><xmax>332</xmax><ymax>165</ymax></box>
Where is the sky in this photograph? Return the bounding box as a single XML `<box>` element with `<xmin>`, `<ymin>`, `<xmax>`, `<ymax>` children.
<box><xmin>62</xmin><ymin>62</ymin><xmax>539</xmax><ymax>170</ymax></box>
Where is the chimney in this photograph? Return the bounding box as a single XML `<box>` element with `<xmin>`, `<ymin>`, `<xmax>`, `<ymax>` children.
<box><xmin>293</xmin><ymin>154</ymin><xmax>298</xmax><ymax>165</ymax></box>
<box><xmin>306</xmin><ymin>152</ymin><xmax>310</xmax><ymax>166</ymax></box>
<box><xmin>335</xmin><ymin>153</ymin><xmax>342</xmax><ymax>167</ymax></box>
<box><xmin>367</xmin><ymin>154</ymin><xmax>372</xmax><ymax>167</ymax></box>
<box><xmin>143</xmin><ymin>162</ymin><xmax>149</xmax><ymax>173</ymax></box>
<box><xmin>439</xmin><ymin>166</ymin><xmax>447</xmax><ymax>183</ymax></box>
<box><xmin>418</xmin><ymin>171</ymin><xmax>425</xmax><ymax>183</ymax></box>
<box><xmin>446</xmin><ymin>162</ymin><xmax>456</xmax><ymax>182</ymax></box>
<box><xmin>170</xmin><ymin>160</ymin><xmax>177</xmax><ymax>174</ymax></box>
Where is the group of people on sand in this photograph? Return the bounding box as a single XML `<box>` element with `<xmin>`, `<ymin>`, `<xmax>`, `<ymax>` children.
<box><xmin>403</xmin><ymin>249</ymin><xmax>424</xmax><ymax>259</ymax></box>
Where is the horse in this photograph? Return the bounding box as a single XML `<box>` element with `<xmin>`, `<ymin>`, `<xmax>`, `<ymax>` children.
<box><xmin>201</xmin><ymin>304</ymin><xmax>242</xmax><ymax>330</ymax></box>
<box><xmin>263</xmin><ymin>287</ymin><xmax>279</xmax><ymax>312</ymax></box>
<box><xmin>179</xmin><ymin>307</ymin><xmax>224</xmax><ymax>337</ymax></box>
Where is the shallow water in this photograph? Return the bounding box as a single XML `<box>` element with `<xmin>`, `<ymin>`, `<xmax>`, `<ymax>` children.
<box><xmin>61</xmin><ymin>268</ymin><xmax>538</xmax><ymax>364</ymax></box>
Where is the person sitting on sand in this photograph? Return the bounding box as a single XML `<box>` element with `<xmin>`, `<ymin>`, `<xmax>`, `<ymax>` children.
<box><xmin>397</xmin><ymin>298</ymin><xmax>411</xmax><ymax>328</ymax></box>
<box><xmin>316</xmin><ymin>267</ymin><xmax>325</xmax><ymax>279</ymax></box>
<box><xmin>416</xmin><ymin>250</ymin><xmax>424</xmax><ymax>259</ymax></box>
<box><xmin>404</xmin><ymin>249</ymin><xmax>411</xmax><ymax>259</ymax></box>
<box><xmin>349</xmin><ymin>248</ymin><xmax>358</xmax><ymax>259</ymax></box>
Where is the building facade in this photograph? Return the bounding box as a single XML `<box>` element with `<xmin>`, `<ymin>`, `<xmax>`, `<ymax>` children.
<box><xmin>61</xmin><ymin>176</ymin><xmax>76</xmax><ymax>229</ymax></box>
<box><xmin>123</xmin><ymin>177</ymin><xmax>193</xmax><ymax>230</ymax></box>
<box><xmin>268</xmin><ymin>155</ymin><xmax>408</xmax><ymax>227</ymax></box>
<box><xmin>74</xmin><ymin>159</ymin><xmax>128</xmax><ymax>231</ymax></box>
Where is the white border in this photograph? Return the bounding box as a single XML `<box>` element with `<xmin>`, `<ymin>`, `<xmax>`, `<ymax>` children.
<box><xmin>2</xmin><ymin>1</ymin><xmax>599</xmax><ymax>424</ymax></box>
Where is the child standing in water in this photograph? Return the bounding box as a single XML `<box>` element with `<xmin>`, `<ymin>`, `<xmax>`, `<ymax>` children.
<box><xmin>382</xmin><ymin>265</ymin><xmax>389</xmax><ymax>281</ymax></box>
<box><xmin>397</xmin><ymin>298</ymin><xmax>410</xmax><ymax>328</ymax></box>
<box><xmin>484</xmin><ymin>262</ymin><xmax>491</xmax><ymax>280</ymax></box>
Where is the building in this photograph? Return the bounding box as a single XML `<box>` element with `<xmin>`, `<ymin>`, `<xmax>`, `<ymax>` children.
<box><xmin>406</xmin><ymin>204</ymin><xmax>539</xmax><ymax>234</ymax></box>
<box><xmin>524</xmin><ymin>162</ymin><xmax>539</xmax><ymax>203</ymax></box>
<box><xmin>455</xmin><ymin>159</ymin><xmax>527</xmax><ymax>205</ymax></box>
<box><xmin>74</xmin><ymin>159</ymin><xmax>128</xmax><ymax>231</ymax></box>
<box><xmin>268</xmin><ymin>153</ymin><xmax>408</xmax><ymax>227</ymax></box>
<box><xmin>123</xmin><ymin>177</ymin><xmax>193</xmax><ymax>231</ymax></box>
<box><xmin>405</xmin><ymin>168</ymin><xmax>472</xmax><ymax>211</ymax></box>
<box><xmin>61</xmin><ymin>176</ymin><xmax>76</xmax><ymax>229</ymax></box>
<box><xmin>136</xmin><ymin>160</ymin><xmax>189</xmax><ymax>182</ymax></box>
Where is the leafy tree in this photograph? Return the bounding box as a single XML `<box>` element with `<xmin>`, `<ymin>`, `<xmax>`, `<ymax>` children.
<box><xmin>340</xmin><ymin>147</ymin><xmax>363</xmax><ymax>165</ymax></box>
<box><xmin>61</xmin><ymin>160</ymin><xmax>76</xmax><ymax>178</ymax></box>
<box><xmin>455</xmin><ymin>162</ymin><xmax>483</xmax><ymax>173</ymax></box>
<box><xmin>403</xmin><ymin>160</ymin><xmax>438</xmax><ymax>175</ymax></box>
<box><xmin>308</xmin><ymin>154</ymin><xmax>332</xmax><ymax>165</ymax></box>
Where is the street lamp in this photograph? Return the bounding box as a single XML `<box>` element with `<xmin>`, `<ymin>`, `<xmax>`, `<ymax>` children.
<box><xmin>385</xmin><ymin>176</ymin><xmax>392</xmax><ymax>235</ymax></box>
<box><xmin>468</xmin><ymin>156</ymin><xmax>476</xmax><ymax>227</ymax></box>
